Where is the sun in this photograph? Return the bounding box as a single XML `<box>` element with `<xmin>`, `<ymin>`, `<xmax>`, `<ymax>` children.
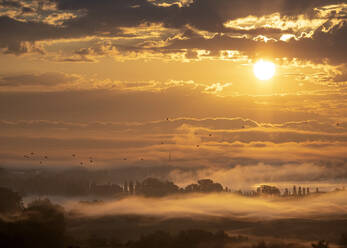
<box><xmin>253</xmin><ymin>60</ymin><xmax>276</xmax><ymax>80</ymax></box>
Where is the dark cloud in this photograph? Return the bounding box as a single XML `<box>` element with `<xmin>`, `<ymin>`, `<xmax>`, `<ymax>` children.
<box><xmin>53</xmin><ymin>0</ymin><xmax>345</xmax><ymax>32</ymax></box>
<box><xmin>167</xmin><ymin>21</ymin><xmax>347</xmax><ymax>64</ymax></box>
<box><xmin>0</xmin><ymin>16</ymin><xmax>59</xmax><ymax>54</ymax></box>
<box><xmin>21</xmin><ymin>6</ymin><xmax>35</xmax><ymax>13</ymax></box>
<box><xmin>0</xmin><ymin>0</ymin><xmax>22</xmax><ymax>8</ymax></box>
<box><xmin>0</xmin><ymin>0</ymin><xmax>345</xmax><ymax>66</ymax></box>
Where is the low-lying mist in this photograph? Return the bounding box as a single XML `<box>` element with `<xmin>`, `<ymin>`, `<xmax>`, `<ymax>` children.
<box><xmin>66</xmin><ymin>191</ymin><xmax>347</xmax><ymax>220</ymax></box>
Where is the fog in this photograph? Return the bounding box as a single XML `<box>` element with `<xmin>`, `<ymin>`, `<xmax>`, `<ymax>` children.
<box><xmin>66</xmin><ymin>191</ymin><xmax>347</xmax><ymax>220</ymax></box>
<box><xmin>168</xmin><ymin>163</ymin><xmax>347</xmax><ymax>190</ymax></box>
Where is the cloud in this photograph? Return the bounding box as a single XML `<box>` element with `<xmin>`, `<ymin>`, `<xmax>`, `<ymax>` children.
<box><xmin>0</xmin><ymin>16</ymin><xmax>61</xmax><ymax>54</ymax></box>
<box><xmin>167</xmin><ymin>21</ymin><xmax>347</xmax><ymax>65</ymax></box>
<box><xmin>53</xmin><ymin>0</ymin><xmax>344</xmax><ymax>32</ymax></box>
<box><xmin>0</xmin><ymin>72</ymin><xmax>78</xmax><ymax>87</ymax></box>
<box><xmin>0</xmin><ymin>0</ymin><xmax>345</xmax><ymax>70</ymax></box>
<box><xmin>1</xmin><ymin>79</ymin><xmax>345</xmax><ymax>122</ymax></box>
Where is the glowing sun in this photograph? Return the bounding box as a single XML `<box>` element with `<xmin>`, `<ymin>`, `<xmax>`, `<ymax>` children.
<box><xmin>253</xmin><ymin>60</ymin><xmax>276</xmax><ymax>80</ymax></box>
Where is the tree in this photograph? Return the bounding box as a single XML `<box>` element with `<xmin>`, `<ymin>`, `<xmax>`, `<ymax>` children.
<box><xmin>340</xmin><ymin>233</ymin><xmax>347</xmax><ymax>248</ymax></box>
<box><xmin>0</xmin><ymin>198</ymin><xmax>66</xmax><ymax>248</ymax></box>
<box><xmin>185</xmin><ymin>184</ymin><xmax>199</xmax><ymax>192</ymax></box>
<box><xmin>138</xmin><ymin>178</ymin><xmax>179</xmax><ymax>197</ymax></box>
<box><xmin>197</xmin><ymin>179</ymin><xmax>223</xmax><ymax>193</ymax></box>
<box><xmin>0</xmin><ymin>187</ymin><xmax>23</xmax><ymax>213</ymax></box>
<box><xmin>312</xmin><ymin>240</ymin><xmax>329</xmax><ymax>248</ymax></box>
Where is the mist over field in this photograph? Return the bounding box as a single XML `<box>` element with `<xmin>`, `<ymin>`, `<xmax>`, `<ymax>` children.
<box><xmin>67</xmin><ymin>191</ymin><xmax>347</xmax><ymax>220</ymax></box>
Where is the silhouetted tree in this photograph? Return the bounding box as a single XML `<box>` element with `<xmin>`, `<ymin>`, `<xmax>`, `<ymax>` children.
<box><xmin>137</xmin><ymin>178</ymin><xmax>179</xmax><ymax>197</ymax></box>
<box><xmin>129</xmin><ymin>181</ymin><xmax>134</xmax><ymax>195</ymax></box>
<box><xmin>0</xmin><ymin>187</ymin><xmax>23</xmax><ymax>213</ymax></box>
<box><xmin>185</xmin><ymin>183</ymin><xmax>199</xmax><ymax>192</ymax></box>
<box><xmin>135</xmin><ymin>181</ymin><xmax>141</xmax><ymax>194</ymax></box>
<box><xmin>256</xmin><ymin>185</ymin><xmax>280</xmax><ymax>196</ymax></box>
<box><xmin>110</xmin><ymin>237</ymin><xmax>123</xmax><ymax>248</ymax></box>
<box><xmin>124</xmin><ymin>181</ymin><xmax>129</xmax><ymax>193</ymax></box>
<box><xmin>312</xmin><ymin>240</ymin><xmax>329</xmax><ymax>248</ymax></box>
<box><xmin>197</xmin><ymin>179</ymin><xmax>223</xmax><ymax>193</ymax></box>
<box><xmin>0</xmin><ymin>198</ymin><xmax>66</xmax><ymax>248</ymax></box>
<box><xmin>184</xmin><ymin>179</ymin><xmax>223</xmax><ymax>193</ymax></box>
<box><xmin>88</xmin><ymin>234</ymin><xmax>109</xmax><ymax>248</ymax></box>
<box><xmin>127</xmin><ymin>230</ymin><xmax>172</xmax><ymax>248</ymax></box>
<box><xmin>125</xmin><ymin>229</ymin><xmax>242</xmax><ymax>248</ymax></box>
<box><xmin>253</xmin><ymin>241</ymin><xmax>268</xmax><ymax>248</ymax></box>
<box><xmin>340</xmin><ymin>233</ymin><xmax>347</xmax><ymax>248</ymax></box>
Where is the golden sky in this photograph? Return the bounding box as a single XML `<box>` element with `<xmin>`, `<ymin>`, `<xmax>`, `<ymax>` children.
<box><xmin>0</xmin><ymin>0</ymin><xmax>346</xmax><ymax>188</ymax></box>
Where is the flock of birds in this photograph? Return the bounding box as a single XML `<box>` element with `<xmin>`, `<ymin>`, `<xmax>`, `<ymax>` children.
<box><xmin>20</xmin><ymin>118</ymin><xmax>343</xmax><ymax>167</ymax></box>
<box><xmin>23</xmin><ymin>152</ymin><xmax>48</xmax><ymax>165</ymax></box>
<box><xmin>22</xmin><ymin>152</ymin><xmax>154</xmax><ymax>167</ymax></box>
<box><xmin>21</xmin><ymin>133</ymin><xmax>215</xmax><ymax>167</ymax></box>
<box><xmin>23</xmin><ymin>152</ymin><xmax>95</xmax><ymax>167</ymax></box>
<box><xmin>21</xmin><ymin>118</ymin><xmax>221</xmax><ymax>167</ymax></box>
<box><xmin>23</xmin><ymin>119</ymin><xmax>342</xmax><ymax>166</ymax></box>
<box><xmin>22</xmin><ymin>149</ymin><xmax>167</xmax><ymax>167</ymax></box>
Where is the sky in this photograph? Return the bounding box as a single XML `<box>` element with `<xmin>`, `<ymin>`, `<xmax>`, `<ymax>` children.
<box><xmin>0</xmin><ymin>0</ymin><xmax>347</xmax><ymax>189</ymax></box>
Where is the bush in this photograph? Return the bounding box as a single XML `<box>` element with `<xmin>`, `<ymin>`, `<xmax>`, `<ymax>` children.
<box><xmin>0</xmin><ymin>198</ymin><xmax>66</xmax><ymax>248</ymax></box>
<box><xmin>0</xmin><ymin>187</ymin><xmax>23</xmax><ymax>213</ymax></box>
